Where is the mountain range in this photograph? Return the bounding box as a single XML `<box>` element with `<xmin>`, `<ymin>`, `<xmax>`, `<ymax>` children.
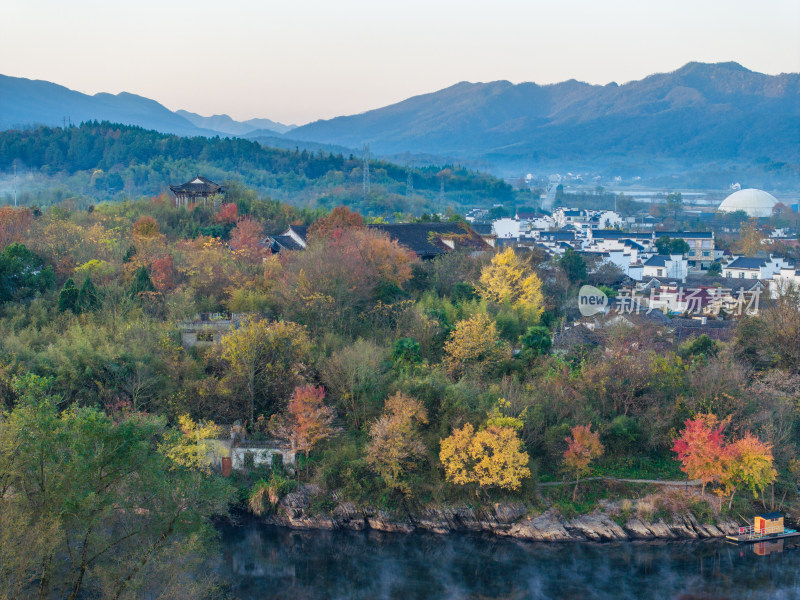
<box><xmin>0</xmin><ymin>75</ymin><xmax>294</xmax><ymax>138</ymax></box>
<box><xmin>288</xmin><ymin>62</ymin><xmax>800</xmax><ymax>174</ymax></box>
<box><xmin>1</xmin><ymin>62</ymin><xmax>798</xmax><ymax>178</ymax></box>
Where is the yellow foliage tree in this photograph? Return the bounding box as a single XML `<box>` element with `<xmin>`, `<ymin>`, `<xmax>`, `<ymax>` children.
<box><xmin>163</xmin><ymin>414</ymin><xmax>222</xmax><ymax>472</ymax></box>
<box><xmin>478</xmin><ymin>248</ymin><xmax>544</xmax><ymax>319</ymax></box>
<box><xmin>443</xmin><ymin>313</ymin><xmax>511</xmax><ymax>379</ymax></box>
<box><xmin>366</xmin><ymin>392</ymin><xmax>428</xmax><ymax>494</ymax></box>
<box><xmin>439</xmin><ymin>422</ymin><xmax>530</xmax><ymax>494</ymax></box>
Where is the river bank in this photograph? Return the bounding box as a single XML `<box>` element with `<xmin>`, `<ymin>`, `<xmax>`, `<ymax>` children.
<box><xmin>216</xmin><ymin>523</ymin><xmax>800</xmax><ymax>600</ymax></box>
<box><xmin>259</xmin><ymin>484</ymin><xmax>745</xmax><ymax>542</ymax></box>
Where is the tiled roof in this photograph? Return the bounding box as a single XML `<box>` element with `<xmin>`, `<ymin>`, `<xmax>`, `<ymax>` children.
<box><xmin>169</xmin><ymin>175</ymin><xmax>223</xmax><ymax>195</ymax></box>
<box><xmin>656</xmin><ymin>231</ymin><xmax>714</xmax><ymax>239</ymax></box>
<box><xmin>370</xmin><ymin>222</ymin><xmax>488</xmax><ymax>258</ymax></box>
<box><xmin>643</xmin><ymin>255</ymin><xmax>671</xmax><ymax>267</ymax></box>
<box><xmin>471</xmin><ymin>223</ymin><xmax>493</xmax><ymax>236</ymax></box>
<box><xmin>270</xmin><ymin>235</ymin><xmax>304</xmax><ymax>251</ymax></box>
<box><xmin>725</xmin><ymin>257</ymin><xmax>766</xmax><ymax>270</ymax></box>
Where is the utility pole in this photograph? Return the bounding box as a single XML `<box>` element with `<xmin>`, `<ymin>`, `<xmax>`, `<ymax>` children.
<box><xmin>362</xmin><ymin>144</ymin><xmax>370</xmax><ymax>198</ymax></box>
<box><xmin>13</xmin><ymin>162</ymin><xmax>17</xmax><ymax>207</ymax></box>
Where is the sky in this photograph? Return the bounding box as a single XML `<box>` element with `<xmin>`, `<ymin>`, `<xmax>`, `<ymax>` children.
<box><xmin>2</xmin><ymin>0</ymin><xmax>799</xmax><ymax>126</ymax></box>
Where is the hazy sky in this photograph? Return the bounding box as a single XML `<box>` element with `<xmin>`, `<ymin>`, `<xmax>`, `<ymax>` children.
<box><xmin>2</xmin><ymin>0</ymin><xmax>799</xmax><ymax>125</ymax></box>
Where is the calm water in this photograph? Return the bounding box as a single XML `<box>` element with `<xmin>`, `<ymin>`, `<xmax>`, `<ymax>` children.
<box><xmin>216</xmin><ymin>522</ymin><xmax>800</xmax><ymax>600</ymax></box>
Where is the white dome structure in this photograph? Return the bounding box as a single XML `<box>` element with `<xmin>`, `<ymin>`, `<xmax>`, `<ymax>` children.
<box><xmin>718</xmin><ymin>188</ymin><xmax>779</xmax><ymax>218</ymax></box>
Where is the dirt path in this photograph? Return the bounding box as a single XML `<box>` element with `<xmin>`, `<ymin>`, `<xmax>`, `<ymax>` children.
<box><xmin>539</xmin><ymin>476</ymin><xmax>700</xmax><ymax>488</ymax></box>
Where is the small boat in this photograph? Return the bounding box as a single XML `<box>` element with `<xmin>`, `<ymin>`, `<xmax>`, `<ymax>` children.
<box><xmin>726</xmin><ymin>512</ymin><xmax>800</xmax><ymax>544</ymax></box>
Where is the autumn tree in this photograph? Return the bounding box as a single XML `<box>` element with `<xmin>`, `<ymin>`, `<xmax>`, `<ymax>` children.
<box><xmin>163</xmin><ymin>414</ymin><xmax>223</xmax><ymax>472</ymax></box>
<box><xmin>718</xmin><ymin>433</ymin><xmax>777</xmax><ymax>509</ymax></box>
<box><xmin>563</xmin><ymin>425</ymin><xmax>605</xmax><ymax>501</ymax></box>
<box><xmin>272</xmin><ymin>228</ymin><xmax>416</xmax><ymax>335</ymax></box>
<box><xmin>215</xmin><ymin>202</ymin><xmax>239</xmax><ymax>224</ymax></box>
<box><xmin>308</xmin><ymin>205</ymin><xmax>364</xmax><ymax>239</ymax></box>
<box><xmin>739</xmin><ymin>220</ymin><xmax>764</xmax><ymax>256</ymax></box>
<box><xmin>440</xmin><ymin>422</ymin><xmax>530</xmax><ymax>495</ymax></box>
<box><xmin>220</xmin><ymin>318</ymin><xmax>311</xmax><ymax>424</ymax></box>
<box><xmin>443</xmin><ymin>313</ymin><xmax>511</xmax><ymax>379</ymax></box>
<box><xmin>478</xmin><ymin>247</ymin><xmax>544</xmax><ymax>318</ymax></box>
<box><xmin>229</xmin><ymin>216</ymin><xmax>266</xmax><ymax>266</ymax></box>
<box><xmin>0</xmin><ymin>206</ymin><xmax>32</xmax><ymax>247</ymax></box>
<box><xmin>286</xmin><ymin>385</ymin><xmax>336</xmax><ymax>468</ymax></box>
<box><xmin>366</xmin><ymin>393</ymin><xmax>428</xmax><ymax>494</ymax></box>
<box><xmin>672</xmin><ymin>413</ymin><xmax>728</xmax><ymax>497</ymax></box>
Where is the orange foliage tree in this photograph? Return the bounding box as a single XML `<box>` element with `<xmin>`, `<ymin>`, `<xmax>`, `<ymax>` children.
<box><xmin>286</xmin><ymin>385</ymin><xmax>337</xmax><ymax>472</ymax></box>
<box><xmin>308</xmin><ymin>206</ymin><xmax>364</xmax><ymax>239</ymax></box>
<box><xmin>671</xmin><ymin>414</ymin><xmax>728</xmax><ymax>497</ymax></box>
<box><xmin>0</xmin><ymin>206</ymin><xmax>32</xmax><ymax>247</ymax></box>
<box><xmin>563</xmin><ymin>425</ymin><xmax>605</xmax><ymax>501</ymax></box>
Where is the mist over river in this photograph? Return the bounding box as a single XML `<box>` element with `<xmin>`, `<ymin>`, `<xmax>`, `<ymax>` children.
<box><xmin>216</xmin><ymin>522</ymin><xmax>800</xmax><ymax>599</ymax></box>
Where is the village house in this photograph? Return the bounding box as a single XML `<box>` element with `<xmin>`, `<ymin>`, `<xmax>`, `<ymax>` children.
<box><xmin>641</xmin><ymin>254</ymin><xmax>688</xmax><ymax>280</ymax></box>
<box><xmin>722</xmin><ymin>255</ymin><xmax>792</xmax><ymax>280</ymax></box>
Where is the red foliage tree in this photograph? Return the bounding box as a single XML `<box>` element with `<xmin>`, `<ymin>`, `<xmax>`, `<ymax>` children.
<box><xmin>229</xmin><ymin>217</ymin><xmax>266</xmax><ymax>265</ymax></box>
<box><xmin>150</xmin><ymin>254</ymin><xmax>175</xmax><ymax>292</ymax></box>
<box><xmin>672</xmin><ymin>414</ymin><xmax>727</xmax><ymax>497</ymax></box>
<box><xmin>215</xmin><ymin>203</ymin><xmax>239</xmax><ymax>224</ymax></box>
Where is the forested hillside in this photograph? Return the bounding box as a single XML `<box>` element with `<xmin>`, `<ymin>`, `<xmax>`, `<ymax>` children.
<box><xmin>1</xmin><ymin>193</ymin><xmax>799</xmax><ymax>595</ymax></box>
<box><xmin>0</xmin><ymin>122</ymin><xmax>514</xmax><ymax>214</ymax></box>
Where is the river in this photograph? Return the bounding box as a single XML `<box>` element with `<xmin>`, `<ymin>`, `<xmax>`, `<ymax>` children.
<box><xmin>215</xmin><ymin>522</ymin><xmax>800</xmax><ymax>599</ymax></box>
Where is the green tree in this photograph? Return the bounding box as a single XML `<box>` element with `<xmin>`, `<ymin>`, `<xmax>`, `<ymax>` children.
<box><xmin>666</xmin><ymin>192</ymin><xmax>684</xmax><ymax>219</ymax></box>
<box><xmin>128</xmin><ymin>266</ymin><xmax>155</xmax><ymax>298</ymax></box>
<box><xmin>559</xmin><ymin>249</ymin><xmax>587</xmax><ymax>284</ymax></box>
<box><xmin>707</xmin><ymin>261</ymin><xmax>722</xmax><ymax>276</ymax></box>
<box><xmin>220</xmin><ymin>318</ymin><xmax>311</xmax><ymax>425</ymax></box>
<box><xmin>655</xmin><ymin>235</ymin><xmax>690</xmax><ymax>255</ymax></box>
<box><xmin>0</xmin><ymin>242</ymin><xmax>54</xmax><ymax>303</ymax></box>
<box><xmin>58</xmin><ymin>277</ymin><xmax>80</xmax><ymax>313</ymax></box>
<box><xmin>392</xmin><ymin>337</ymin><xmax>422</xmax><ymax>366</ymax></box>
<box><xmin>77</xmin><ymin>276</ymin><xmax>100</xmax><ymax>312</ymax></box>
<box><xmin>520</xmin><ymin>325</ymin><xmax>552</xmax><ymax>359</ymax></box>
<box><xmin>0</xmin><ymin>376</ymin><xmax>233</xmax><ymax>599</ymax></box>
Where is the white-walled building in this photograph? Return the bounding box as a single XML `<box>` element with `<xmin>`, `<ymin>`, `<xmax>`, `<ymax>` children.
<box><xmin>492</xmin><ymin>218</ymin><xmax>520</xmax><ymax>239</ymax></box>
<box><xmin>641</xmin><ymin>255</ymin><xmax>689</xmax><ymax>280</ymax></box>
<box><xmin>723</xmin><ymin>255</ymin><xmax>792</xmax><ymax>280</ymax></box>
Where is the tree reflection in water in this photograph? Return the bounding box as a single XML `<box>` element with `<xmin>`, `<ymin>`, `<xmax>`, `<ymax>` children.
<box><xmin>215</xmin><ymin>522</ymin><xmax>800</xmax><ymax>600</ymax></box>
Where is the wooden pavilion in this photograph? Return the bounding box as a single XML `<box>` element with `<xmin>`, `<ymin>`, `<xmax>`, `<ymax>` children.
<box><xmin>169</xmin><ymin>175</ymin><xmax>225</xmax><ymax>209</ymax></box>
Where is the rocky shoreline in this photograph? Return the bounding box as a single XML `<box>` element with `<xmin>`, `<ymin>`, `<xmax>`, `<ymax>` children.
<box><xmin>261</xmin><ymin>486</ymin><xmax>743</xmax><ymax>542</ymax></box>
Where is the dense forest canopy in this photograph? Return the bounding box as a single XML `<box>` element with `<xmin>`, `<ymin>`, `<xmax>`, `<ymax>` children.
<box><xmin>0</xmin><ymin>122</ymin><xmax>515</xmax><ymax>214</ymax></box>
